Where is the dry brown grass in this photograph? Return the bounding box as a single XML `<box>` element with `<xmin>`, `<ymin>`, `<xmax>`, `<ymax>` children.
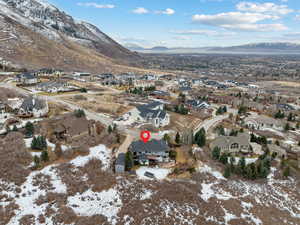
<box><xmin>0</xmin><ymin>132</ymin><xmax>32</xmax><ymax>184</ymax></box>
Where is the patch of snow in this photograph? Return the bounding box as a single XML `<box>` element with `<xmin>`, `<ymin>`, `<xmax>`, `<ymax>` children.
<box><xmin>198</xmin><ymin>164</ymin><xmax>226</xmax><ymax>180</ymax></box>
<box><xmin>70</xmin><ymin>144</ymin><xmax>111</xmax><ymax>170</ymax></box>
<box><xmin>67</xmin><ymin>188</ymin><xmax>122</xmax><ymax>225</ymax></box>
<box><xmin>6</xmin><ymin>165</ymin><xmax>66</xmax><ymax>225</ymax></box>
<box><xmin>136</xmin><ymin>167</ymin><xmax>170</xmax><ymax>180</ymax></box>
<box><xmin>139</xmin><ymin>189</ymin><xmax>153</xmax><ymax>200</ymax></box>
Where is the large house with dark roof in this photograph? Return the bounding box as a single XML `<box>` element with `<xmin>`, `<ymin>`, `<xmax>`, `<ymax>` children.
<box><xmin>18</xmin><ymin>96</ymin><xmax>48</xmax><ymax>117</ymax></box>
<box><xmin>16</xmin><ymin>73</ymin><xmax>38</xmax><ymax>85</ymax></box>
<box><xmin>128</xmin><ymin>101</ymin><xmax>170</xmax><ymax>128</ymax></box>
<box><xmin>129</xmin><ymin>139</ymin><xmax>170</xmax><ymax>165</ymax></box>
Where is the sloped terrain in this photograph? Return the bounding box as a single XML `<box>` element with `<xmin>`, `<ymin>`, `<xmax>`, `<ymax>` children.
<box><xmin>0</xmin><ymin>0</ymin><xmax>141</xmax><ymax>72</ymax></box>
<box><xmin>1</xmin><ymin>138</ymin><xmax>299</xmax><ymax>225</ymax></box>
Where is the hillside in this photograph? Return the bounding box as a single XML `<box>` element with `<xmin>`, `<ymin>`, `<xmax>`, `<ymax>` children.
<box><xmin>0</xmin><ymin>0</ymin><xmax>141</xmax><ymax>72</ymax></box>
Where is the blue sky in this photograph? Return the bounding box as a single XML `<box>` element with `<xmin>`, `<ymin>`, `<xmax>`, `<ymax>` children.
<box><xmin>48</xmin><ymin>0</ymin><xmax>300</xmax><ymax>47</ymax></box>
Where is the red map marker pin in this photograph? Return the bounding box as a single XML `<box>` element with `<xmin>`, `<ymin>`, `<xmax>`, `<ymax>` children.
<box><xmin>140</xmin><ymin>131</ymin><xmax>151</xmax><ymax>143</ymax></box>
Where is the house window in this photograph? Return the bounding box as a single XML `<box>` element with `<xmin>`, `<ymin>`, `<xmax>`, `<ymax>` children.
<box><xmin>231</xmin><ymin>143</ymin><xmax>239</xmax><ymax>149</ymax></box>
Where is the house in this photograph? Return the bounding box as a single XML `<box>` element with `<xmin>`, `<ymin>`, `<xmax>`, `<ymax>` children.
<box><xmin>210</xmin><ymin>133</ymin><xmax>251</xmax><ymax>154</ymax></box>
<box><xmin>36</xmin><ymin>81</ymin><xmax>75</xmax><ymax>93</ymax></box>
<box><xmin>179</xmin><ymin>86</ymin><xmax>192</xmax><ymax>95</ymax></box>
<box><xmin>137</xmin><ymin>102</ymin><xmax>170</xmax><ymax>127</ymax></box>
<box><xmin>126</xmin><ymin>101</ymin><xmax>170</xmax><ymax>128</ymax></box>
<box><xmin>0</xmin><ymin>102</ymin><xmax>9</xmax><ymax>121</ymax></box>
<box><xmin>18</xmin><ymin>96</ymin><xmax>48</xmax><ymax>117</ymax></box>
<box><xmin>150</xmin><ymin>90</ymin><xmax>170</xmax><ymax>99</ymax></box>
<box><xmin>73</xmin><ymin>72</ymin><xmax>91</xmax><ymax>77</ymax></box>
<box><xmin>16</xmin><ymin>73</ymin><xmax>38</xmax><ymax>85</ymax></box>
<box><xmin>134</xmin><ymin>80</ymin><xmax>156</xmax><ymax>88</ymax></box>
<box><xmin>244</xmin><ymin>115</ymin><xmax>283</xmax><ymax>130</ymax></box>
<box><xmin>268</xmin><ymin>144</ymin><xmax>287</xmax><ymax>159</ymax></box>
<box><xmin>115</xmin><ymin>153</ymin><xmax>125</xmax><ymax>173</ymax></box>
<box><xmin>129</xmin><ymin>139</ymin><xmax>170</xmax><ymax>165</ymax></box>
<box><xmin>276</xmin><ymin>104</ymin><xmax>295</xmax><ymax>111</ymax></box>
<box><xmin>40</xmin><ymin>113</ymin><xmax>100</xmax><ymax>143</ymax></box>
<box><xmin>186</xmin><ymin>100</ymin><xmax>210</xmax><ymax>110</ymax></box>
<box><xmin>140</xmin><ymin>74</ymin><xmax>157</xmax><ymax>81</ymax></box>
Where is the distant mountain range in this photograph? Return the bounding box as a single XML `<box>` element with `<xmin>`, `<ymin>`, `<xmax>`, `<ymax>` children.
<box><xmin>127</xmin><ymin>42</ymin><xmax>300</xmax><ymax>54</ymax></box>
<box><xmin>0</xmin><ymin>0</ymin><xmax>140</xmax><ymax>72</ymax></box>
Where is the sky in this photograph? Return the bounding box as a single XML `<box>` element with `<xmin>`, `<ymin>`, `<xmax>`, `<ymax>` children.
<box><xmin>48</xmin><ymin>0</ymin><xmax>300</xmax><ymax>48</ymax></box>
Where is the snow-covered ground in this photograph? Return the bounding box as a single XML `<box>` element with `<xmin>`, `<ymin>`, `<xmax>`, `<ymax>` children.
<box><xmin>70</xmin><ymin>144</ymin><xmax>111</xmax><ymax>170</ymax></box>
<box><xmin>136</xmin><ymin>167</ymin><xmax>171</xmax><ymax>180</ymax></box>
<box><xmin>67</xmin><ymin>188</ymin><xmax>122</xmax><ymax>225</ymax></box>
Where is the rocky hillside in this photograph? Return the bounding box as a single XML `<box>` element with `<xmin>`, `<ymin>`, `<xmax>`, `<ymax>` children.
<box><xmin>0</xmin><ymin>0</ymin><xmax>141</xmax><ymax>72</ymax></box>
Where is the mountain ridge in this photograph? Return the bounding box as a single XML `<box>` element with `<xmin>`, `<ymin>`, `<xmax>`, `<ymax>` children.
<box><xmin>0</xmin><ymin>0</ymin><xmax>141</xmax><ymax>72</ymax></box>
<box><xmin>127</xmin><ymin>42</ymin><xmax>300</xmax><ymax>54</ymax></box>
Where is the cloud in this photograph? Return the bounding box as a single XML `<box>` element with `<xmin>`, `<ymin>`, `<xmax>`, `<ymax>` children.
<box><xmin>295</xmin><ymin>15</ymin><xmax>300</xmax><ymax>20</ymax></box>
<box><xmin>132</xmin><ymin>7</ymin><xmax>149</xmax><ymax>14</ymax></box>
<box><xmin>192</xmin><ymin>12</ymin><xmax>287</xmax><ymax>32</ymax></box>
<box><xmin>172</xmin><ymin>36</ymin><xmax>191</xmax><ymax>41</ymax></box>
<box><xmin>77</xmin><ymin>2</ymin><xmax>115</xmax><ymax>9</ymax></box>
<box><xmin>155</xmin><ymin>8</ymin><xmax>175</xmax><ymax>15</ymax></box>
<box><xmin>236</xmin><ymin>2</ymin><xmax>293</xmax><ymax>15</ymax></box>
<box><xmin>193</xmin><ymin>12</ymin><xmax>277</xmax><ymax>25</ymax></box>
<box><xmin>221</xmin><ymin>23</ymin><xmax>287</xmax><ymax>32</ymax></box>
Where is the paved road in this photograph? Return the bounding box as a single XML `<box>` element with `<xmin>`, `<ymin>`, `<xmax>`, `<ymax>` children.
<box><xmin>0</xmin><ymin>82</ymin><xmax>114</xmax><ymax>126</ymax></box>
<box><xmin>193</xmin><ymin>107</ymin><xmax>237</xmax><ymax>135</ymax></box>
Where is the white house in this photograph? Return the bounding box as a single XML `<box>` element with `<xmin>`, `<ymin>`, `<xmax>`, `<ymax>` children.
<box><xmin>19</xmin><ymin>96</ymin><xmax>49</xmax><ymax>117</ymax></box>
<box><xmin>125</xmin><ymin>101</ymin><xmax>170</xmax><ymax>128</ymax></box>
<box><xmin>244</xmin><ymin>115</ymin><xmax>283</xmax><ymax>131</ymax></box>
<box><xmin>16</xmin><ymin>73</ymin><xmax>38</xmax><ymax>85</ymax></box>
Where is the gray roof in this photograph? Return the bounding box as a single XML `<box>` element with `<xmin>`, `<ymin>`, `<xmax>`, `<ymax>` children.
<box><xmin>19</xmin><ymin>73</ymin><xmax>36</xmax><ymax>79</ymax></box>
<box><xmin>20</xmin><ymin>96</ymin><xmax>46</xmax><ymax>111</ymax></box>
<box><xmin>210</xmin><ymin>133</ymin><xmax>250</xmax><ymax>149</ymax></box>
<box><xmin>130</xmin><ymin>139</ymin><xmax>169</xmax><ymax>153</ymax></box>
<box><xmin>116</xmin><ymin>153</ymin><xmax>125</xmax><ymax>166</ymax></box>
<box><xmin>137</xmin><ymin>101</ymin><xmax>166</xmax><ymax>120</ymax></box>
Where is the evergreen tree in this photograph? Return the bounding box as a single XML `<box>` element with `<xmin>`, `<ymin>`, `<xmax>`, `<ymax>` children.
<box><xmin>163</xmin><ymin>133</ymin><xmax>171</xmax><ymax>144</ymax></box>
<box><xmin>175</xmin><ymin>132</ymin><xmax>181</xmax><ymax>144</ymax></box>
<box><xmin>12</xmin><ymin>125</ymin><xmax>18</xmax><ymax>132</ymax></box>
<box><xmin>223</xmin><ymin>165</ymin><xmax>231</xmax><ymax>178</ymax></box>
<box><xmin>219</xmin><ymin>153</ymin><xmax>228</xmax><ymax>165</ymax></box>
<box><xmin>33</xmin><ymin>155</ymin><xmax>40</xmax><ymax>168</ymax></box>
<box><xmin>41</xmin><ymin>150</ymin><xmax>49</xmax><ymax>162</ymax></box>
<box><xmin>212</xmin><ymin>147</ymin><xmax>221</xmax><ymax>160</ymax></box>
<box><xmin>74</xmin><ymin>109</ymin><xmax>85</xmax><ymax>118</ymax></box>
<box><xmin>284</xmin><ymin>123</ymin><xmax>290</xmax><ymax>132</ymax></box>
<box><xmin>238</xmin><ymin>157</ymin><xmax>246</xmax><ymax>172</ymax></box>
<box><xmin>125</xmin><ymin>151</ymin><xmax>134</xmax><ymax>170</ymax></box>
<box><xmin>283</xmin><ymin>166</ymin><xmax>290</xmax><ymax>177</ymax></box>
<box><xmin>230</xmin><ymin>156</ymin><xmax>236</xmax><ymax>172</ymax></box>
<box><xmin>108</xmin><ymin>125</ymin><xmax>113</xmax><ymax>134</ymax></box>
<box><xmin>25</xmin><ymin>121</ymin><xmax>34</xmax><ymax>137</ymax></box>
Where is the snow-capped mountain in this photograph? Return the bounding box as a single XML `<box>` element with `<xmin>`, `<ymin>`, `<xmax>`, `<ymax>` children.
<box><xmin>0</xmin><ymin>0</ymin><xmax>140</xmax><ymax>71</ymax></box>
